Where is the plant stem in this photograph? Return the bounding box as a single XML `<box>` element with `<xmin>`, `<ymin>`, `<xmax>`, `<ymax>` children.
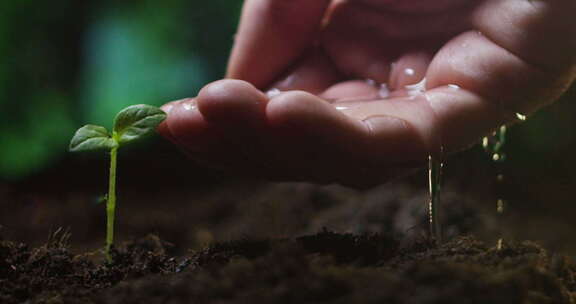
<box><xmin>106</xmin><ymin>145</ymin><xmax>118</xmax><ymax>262</ymax></box>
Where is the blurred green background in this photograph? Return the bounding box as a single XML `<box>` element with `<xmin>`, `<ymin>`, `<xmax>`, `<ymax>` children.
<box><xmin>0</xmin><ymin>0</ymin><xmax>241</xmax><ymax>181</ymax></box>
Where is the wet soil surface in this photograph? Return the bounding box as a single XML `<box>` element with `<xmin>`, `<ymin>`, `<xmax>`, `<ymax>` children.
<box><xmin>1</xmin><ymin>230</ymin><xmax>574</xmax><ymax>304</ymax></box>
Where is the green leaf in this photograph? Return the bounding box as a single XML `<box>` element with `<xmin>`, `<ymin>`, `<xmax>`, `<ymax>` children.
<box><xmin>69</xmin><ymin>125</ymin><xmax>117</xmax><ymax>152</ymax></box>
<box><xmin>113</xmin><ymin>104</ymin><xmax>167</xmax><ymax>145</ymax></box>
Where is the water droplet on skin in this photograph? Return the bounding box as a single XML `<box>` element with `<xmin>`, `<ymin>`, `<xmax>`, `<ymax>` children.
<box><xmin>515</xmin><ymin>113</ymin><xmax>527</xmax><ymax>121</ymax></box>
<box><xmin>379</xmin><ymin>83</ymin><xmax>390</xmax><ymax>98</ymax></box>
<box><xmin>405</xmin><ymin>78</ymin><xmax>427</xmax><ymax>96</ymax></box>
<box><xmin>365</xmin><ymin>79</ymin><xmax>377</xmax><ymax>87</ymax></box>
<box><xmin>364</xmin><ymin>79</ymin><xmax>391</xmax><ymax>99</ymax></box>
<box><xmin>163</xmin><ymin>104</ymin><xmax>174</xmax><ymax>114</ymax></box>
<box><xmin>335</xmin><ymin>106</ymin><xmax>349</xmax><ymax>111</ymax></box>
<box><xmin>404</xmin><ymin>68</ymin><xmax>415</xmax><ymax>76</ymax></box>
<box><xmin>183</xmin><ymin>103</ymin><xmax>197</xmax><ymax>111</ymax></box>
<box><xmin>266</xmin><ymin>88</ymin><xmax>282</xmax><ymax>98</ymax></box>
<box><xmin>447</xmin><ymin>84</ymin><xmax>460</xmax><ymax>90</ymax></box>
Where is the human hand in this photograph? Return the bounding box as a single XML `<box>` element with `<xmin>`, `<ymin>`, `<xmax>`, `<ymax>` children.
<box><xmin>160</xmin><ymin>0</ymin><xmax>576</xmax><ymax>187</ymax></box>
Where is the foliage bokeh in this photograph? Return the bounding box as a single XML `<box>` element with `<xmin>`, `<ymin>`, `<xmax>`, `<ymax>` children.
<box><xmin>0</xmin><ymin>0</ymin><xmax>241</xmax><ymax>180</ymax></box>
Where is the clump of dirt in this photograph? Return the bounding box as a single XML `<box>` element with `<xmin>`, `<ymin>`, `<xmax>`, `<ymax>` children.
<box><xmin>1</xmin><ymin>230</ymin><xmax>574</xmax><ymax>304</ymax></box>
<box><xmin>0</xmin><ymin>230</ymin><xmax>180</xmax><ymax>304</ymax></box>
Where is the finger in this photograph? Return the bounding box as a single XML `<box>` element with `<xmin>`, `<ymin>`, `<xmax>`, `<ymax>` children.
<box><xmin>321</xmin><ymin>80</ymin><xmax>380</xmax><ymax>101</ymax></box>
<box><xmin>264</xmin><ymin>90</ymin><xmax>429</xmax><ymax>184</ymax></box>
<box><xmin>266</xmin><ymin>90</ymin><xmax>366</xmax><ymax>144</ymax></box>
<box><xmin>164</xmin><ymin>98</ymin><xmax>212</xmax><ymax>153</ymax></box>
<box><xmin>423</xmin><ymin>26</ymin><xmax>575</xmax><ymax>152</ymax></box>
<box><xmin>473</xmin><ymin>0</ymin><xmax>576</xmax><ymax>73</ymax></box>
<box><xmin>322</xmin><ymin>0</ymin><xmax>472</xmax><ymax>83</ymax></box>
<box><xmin>335</xmin><ymin>95</ymin><xmax>439</xmax><ymax>157</ymax></box>
<box><xmin>389</xmin><ymin>51</ymin><xmax>433</xmax><ymax>90</ymax></box>
<box><xmin>159</xmin><ymin>99</ymin><xmax>191</xmax><ymax>144</ymax></box>
<box><xmin>269</xmin><ymin>48</ymin><xmax>343</xmax><ymax>95</ymax></box>
<box><xmin>355</xmin><ymin>0</ymin><xmax>467</xmax><ymax>14</ymax></box>
<box><xmin>226</xmin><ymin>0</ymin><xmax>331</xmax><ymax>89</ymax></box>
<box><xmin>195</xmin><ymin>79</ymin><xmax>278</xmax><ymax>167</ymax></box>
<box><xmin>197</xmin><ymin>79</ymin><xmax>268</xmax><ymax>127</ymax></box>
<box><xmin>333</xmin><ymin>86</ymin><xmax>500</xmax><ymax>157</ymax></box>
<box><xmin>322</xmin><ymin>29</ymin><xmax>394</xmax><ymax>83</ymax></box>
<box><xmin>164</xmin><ymin>81</ymin><xmax>290</xmax><ymax>174</ymax></box>
<box><xmin>160</xmin><ymin>99</ymin><xmax>236</xmax><ymax>170</ymax></box>
<box><xmin>325</xmin><ymin>0</ymin><xmax>474</xmax><ymax>41</ymax></box>
<box><xmin>424</xmin><ymin>86</ymin><xmax>506</xmax><ymax>152</ymax></box>
<box><xmin>427</xmin><ymin>30</ymin><xmax>570</xmax><ymax>117</ymax></box>
<box><xmin>164</xmin><ymin>98</ymin><xmax>261</xmax><ymax>171</ymax></box>
<box><xmin>264</xmin><ymin>91</ymin><xmax>368</xmax><ymax>181</ymax></box>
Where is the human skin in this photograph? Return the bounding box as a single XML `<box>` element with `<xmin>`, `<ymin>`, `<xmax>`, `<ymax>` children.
<box><xmin>159</xmin><ymin>0</ymin><xmax>576</xmax><ymax>187</ymax></box>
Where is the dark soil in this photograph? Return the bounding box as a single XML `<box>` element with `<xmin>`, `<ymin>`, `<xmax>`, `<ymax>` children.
<box><xmin>1</xmin><ymin>229</ymin><xmax>574</xmax><ymax>304</ymax></box>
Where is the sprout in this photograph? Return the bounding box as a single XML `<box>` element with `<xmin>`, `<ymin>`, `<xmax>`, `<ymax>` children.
<box><xmin>70</xmin><ymin>104</ymin><xmax>166</xmax><ymax>262</ymax></box>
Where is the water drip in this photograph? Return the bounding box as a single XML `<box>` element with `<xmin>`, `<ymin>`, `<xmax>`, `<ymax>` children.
<box><xmin>447</xmin><ymin>84</ymin><xmax>461</xmax><ymax>90</ymax></box>
<box><xmin>182</xmin><ymin>102</ymin><xmax>197</xmax><ymax>111</ymax></box>
<box><xmin>483</xmin><ymin>126</ymin><xmax>507</xmax><ymax>163</ymax></box>
<box><xmin>379</xmin><ymin>83</ymin><xmax>390</xmax><ymax>98</ymax></box>
<box><xmin>427</xmin><ymin>154</ymin><xmax>443</xmax><ymax>243</ymax></box>
<box><xmin>497</xmin><ymin>199</ymin><xmax>505</xmax><ymax>214</ymax></box>
<box><xmin>266</xmin><ymin>88</ymin><xmax>282</xmax><ymax>98</ymax></box>
<box><xmin>365</xmin><ymin>79</ymin><xmax>377</xmax><ymax>87</ymax></box>
<box><xmin>482</xmin><ymin>125</ymin><xmax>508</xmax><ymax>249</ymax></box>
<box><xmin>515</xmin><ymin>113</ymin><xmax>527</xmax><ymax>121</ymax></box>
<box><xmin>405</xmin><ymin>78</ymin><xmax>427</xmax><ymax>97</ymax></box>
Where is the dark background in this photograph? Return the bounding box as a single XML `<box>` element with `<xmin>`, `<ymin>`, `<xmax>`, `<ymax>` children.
<box><xmin>1</xmin><ymin>1</ymin><xmax>575</xmax><ymax>257</ymax></box>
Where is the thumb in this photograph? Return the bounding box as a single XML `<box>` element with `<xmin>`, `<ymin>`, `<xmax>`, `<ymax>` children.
<box><xmin>226</xmin><ymin>0</ymin><xmax>331</xmax><ymax>89</ymax></box>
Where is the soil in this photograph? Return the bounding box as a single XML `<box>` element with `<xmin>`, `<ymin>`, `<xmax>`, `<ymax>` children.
<box><xmin>3</xmin><ymin>120</ymin><xmax>576</xmax><ymax>303</ymax></box>
<box><xmin>1</xmin><ymin>229</ymin><xmax>574</xmax><ymax>304</ymax></box>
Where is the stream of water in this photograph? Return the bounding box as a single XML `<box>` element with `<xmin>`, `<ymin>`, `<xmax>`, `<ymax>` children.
<box><xmin>482</xmin><ymin>112</ymin><xmax>527</xmax><ymax>248</ymax></box>
<box><xmin>482</xmin><ymin>125</ymin><xmax>507</xmax><ymax>248</ymax></box>
<box><xmin>428</xmin><ymin>154</ymin><xmax>444</xmax><ymax>243</ymax></box>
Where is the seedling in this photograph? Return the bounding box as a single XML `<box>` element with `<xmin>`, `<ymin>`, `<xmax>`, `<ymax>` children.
<box><xmin>69</xmin><ymin>104</ymin><xmax>166</xmax><ymax>262</ymax></box>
